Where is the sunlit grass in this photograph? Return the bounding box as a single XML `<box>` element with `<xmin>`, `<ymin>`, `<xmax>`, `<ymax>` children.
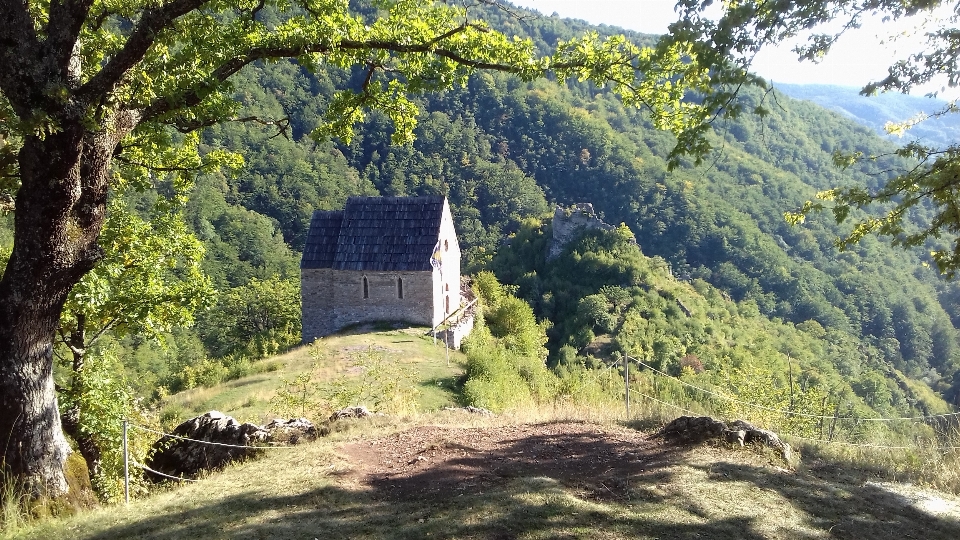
<box><xmin>159</xmin><ymin>325</ymin><xmax>467</xmax><ymax>425</ymax></box>
<box><xmin>7</xmin><ymin>328</ymin><xmax>960</xmax><ymax>539</ymax></box>
<box><xmin>15</xmin><ymin>402</ymin><xmax>960</xmax><ymax>540</ymax></box>
<box><xmin>6</xmin><ymin>400</ymin><xmax>960</xmax><ymax>539</ymax></box>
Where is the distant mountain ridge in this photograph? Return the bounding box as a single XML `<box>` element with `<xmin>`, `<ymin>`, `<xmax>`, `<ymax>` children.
<box><xmin>774</xmin><ymin>83</ymin><xmax>960</xmax><ymax>147</ymax></box>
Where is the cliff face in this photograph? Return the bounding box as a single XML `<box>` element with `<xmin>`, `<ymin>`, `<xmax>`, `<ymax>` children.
<box><xmin>547</xmin><ymin>203</ymin><xmax>615</xmax><ymax>260</ymax></box>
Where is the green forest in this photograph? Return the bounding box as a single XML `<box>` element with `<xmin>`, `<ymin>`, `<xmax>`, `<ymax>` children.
<box><xmin>0</xmin><ymin>2</ymin><xmax>960</xmax><ymax>403</ymax></box>
<box><xmin>2</xmin><ymin>1</ymin><xmax>959</xmax><ymax>485</ymax></box>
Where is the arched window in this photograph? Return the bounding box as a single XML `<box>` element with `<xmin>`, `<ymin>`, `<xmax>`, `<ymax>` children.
<box><xmin>362</xmin><ymin>276</ymin><xmax>369</xmax><ymax>299</ymax></box>
<box><xmin>445</xmin><ymin>295</ymin><xmax>450</xmax><ymax>314</ymax></box>
<box><xmin>398</xmin><ymin>277</ymin><xmax>403</xmax><ymax>299</ymax></box>
<box><xmin>444</xmin><ymin>239</ymin><xmax>449</xmax><ymax>251</ymax></box>
<box><xmin>445</xmin><ymin>283</ymin><xmax>449</xmax><ymax>292</ymax></box>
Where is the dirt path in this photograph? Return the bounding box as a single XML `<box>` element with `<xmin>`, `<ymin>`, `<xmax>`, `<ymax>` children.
<box><xmin>340</xmin><ymin>421</ymin><xmax>685</xmax><ymax>502</ymax></box>
<box><xmin>337</xmin><ymin>419</ymin><xmax>960</xmax><ymax>540</ymax></box>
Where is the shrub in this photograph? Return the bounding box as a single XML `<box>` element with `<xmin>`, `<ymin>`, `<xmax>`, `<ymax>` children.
<box><xmin>462</xmin><ymin>344</ymin><xmax>534</xmax><ymax>412</ymax></box>
<box><xmin>554</xmin><ymin>362</ymin><xmax>620</xmax><ymax>408</ymax></box>
<box><xmin>271</xmin><ymin>372</ymin><xmax>331</xmax><ymax>420</ymax></box>
<box><xmin>463</xmin><ymin>272</ymin><xmax>556</xmax><ymax>411</ymax></box>
<box><xmin>329</xmin><ymin>348</ymin><xmax>421</xmax><ymax>415</ymax></box>
<box><xmin>57</xmin><ymin>350</ymin><xmax>156</xmax><ymax>503</ymax></box>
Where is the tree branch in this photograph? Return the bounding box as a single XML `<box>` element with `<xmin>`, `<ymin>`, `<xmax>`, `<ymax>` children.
<box><xmin>141</xmin><ymin>32</ymin><xmax>532</xmax><ymax>122</ymax></box>
<box><xmin>156</xmin><ymin>114</ymin><xmax>292</xmax><ymax>138</ymax></box>
<box><xmin>78</xmin><ymin>0</ymin><xmax>211</xmax><ymax>102</ymax></box>
<box><xmin>463</xmin><ymin>0</ymin><xmax>539</xmax><ymax>24</ymax></box>
<box><xmin>86</xmin><ymin>316</ymin><xmax>119</xmax><ymax>349</ymax></box>
<box><xmin>115</xmin><ymin>156</ymin><xmax>207</xmax><ymax>173</ymax></box>
<box><xmin>45</xmin><ymin>0</ymin><xmax>98</xmax><ymax>79</ymax></box>
<box><xmin>89</xmin><ymin>7</ymin><xmax>117</xmax><ymax>33</ymax></box>
<box><xmin>0</xmin><ymin>1</ymin><xmax>43</xmax><ymax>115</ymax></box>
<box><xmin>246</xmin><ymin>0</ymin><xmax>266</xmax><ymax>22</ymax></box>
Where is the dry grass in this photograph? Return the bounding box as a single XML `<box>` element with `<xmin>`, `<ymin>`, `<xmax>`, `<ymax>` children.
<box><xmin>7</xmin><ymin>328</ymin><xmax>960</xmax><ymax>538</ymax></box>
<box><xmin>159</xmin><ymin>325</ymin><xmax>466</xmax><ymax>425</ymax></box>
<box><xmin>0</xmin><ymin>475</ymin><xmax>27</xmax><ymax>534</ymax></box>
<box><xmin>784</xmin><ymin>436</ymin><xmax>960</xmax><ymax>495</ymax></box>
<box><xmin>8</xmin><ymin>406</ymin><xmax>960</xmax><ymax>540</ymax></box>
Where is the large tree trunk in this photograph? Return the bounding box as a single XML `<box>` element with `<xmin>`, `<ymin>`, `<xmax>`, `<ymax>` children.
<box><xmin>0</xmin><ymin>121</ymin><xmax>116</xmax><ymax>497</ymax></box>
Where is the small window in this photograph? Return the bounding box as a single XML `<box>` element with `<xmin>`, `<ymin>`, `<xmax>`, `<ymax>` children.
<box><xmin>445</xmin><ymin>283</ymin><xmax>449</xmax><ymax>291</ymax></box>
<box><xmin>398</xmin><ymin>277</ymin><xmax>403</xmax><ymax>299</ymax></box>
<box><xmin>445</xmin><ymin>295</ymin><xmax>450</xmax><ymax>314</ymax></box>
<box><xmin>362</xmin><ymin>276</ymin><xmax>369</xmax><ymax>299</ymax></box>
<box><xmin>444</xmin><ymin>239</ymin><xmax>449</xmax><ymax>251</ymax></box>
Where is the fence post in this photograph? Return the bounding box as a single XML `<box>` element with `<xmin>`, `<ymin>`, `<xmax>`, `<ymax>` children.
<box><xmin>123</xmin><ymin>418</ymin><xmax>129</xmax><ymax>504</ymax></box>
<box><xmin>829</xmin><ymin>404</ymin><xmax>841</xmax><ymax>441</ymax></box>
<box><xmin>624</xmin><ymin>355</ymin><xmax>630</xmax><ymax>417</ymax></box>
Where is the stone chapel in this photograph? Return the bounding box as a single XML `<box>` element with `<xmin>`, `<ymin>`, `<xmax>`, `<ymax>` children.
<box><xmin>300</xmin><ymin>195</ymin><xmax>462</xmax><ymax>343</ymax></box>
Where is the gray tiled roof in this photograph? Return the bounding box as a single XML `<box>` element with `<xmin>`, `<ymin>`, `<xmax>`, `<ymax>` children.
<box><xmin>301</xmin><ymin>210</ymin><xmax>343</xmax><ymax>269</ymax></box>
<box><xmin>301</xmin><ymin>196</ymin><xmax>445</xmax><ymax>271</ymax></box>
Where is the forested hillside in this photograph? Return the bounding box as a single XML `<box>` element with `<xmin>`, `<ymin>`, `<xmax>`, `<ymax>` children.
<box><xmin>2</xmin><ymin>2</ymin><xmax>958</xmax><ymax>421</ymax></box>
<box><xmin>776</xmin><ymin>83</ymin><xmax>960</xmax><ymax>148</ymax></box>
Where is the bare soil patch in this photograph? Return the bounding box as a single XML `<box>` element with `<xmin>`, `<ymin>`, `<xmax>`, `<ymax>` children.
<box><xmin>340</xmin><ymin>421</ymin><xmax>685</xmax><ymax>502</ymax></box>
<box><xmin>15</xmin><ymin>419</ymin><xmax>960</xmax><ymax>539</ymax></box>
<box><xmin>335</xmin><ymin>419</ymin><xmax>960</xmax><ymax>540</ymax></box>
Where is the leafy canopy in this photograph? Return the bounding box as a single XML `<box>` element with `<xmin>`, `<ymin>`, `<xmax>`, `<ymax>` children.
<box><xmin>58</xmin><ymin>192</ymin><xmax>213</xmax><ymax>352</ymax></box>
<box><xmin>0</xmin><ymin>0</ymin><xmax>742</xmax><ymax>205</ymax></box>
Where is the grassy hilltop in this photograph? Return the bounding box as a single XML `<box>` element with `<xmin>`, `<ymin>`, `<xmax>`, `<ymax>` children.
<box><xmin>6</xmin><ymin>320</ymin><xmax>960</xmax><ymax>540</ymax></box>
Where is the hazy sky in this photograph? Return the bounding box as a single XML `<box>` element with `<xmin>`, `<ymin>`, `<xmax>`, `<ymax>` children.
<box><xmin>508</xmin><ymin>0</ymin><xmax>950</xmax><ymax>95</ymax></box>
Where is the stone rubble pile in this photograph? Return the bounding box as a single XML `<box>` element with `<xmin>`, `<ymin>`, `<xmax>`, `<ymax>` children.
<box><xmin>329</xmin><ymin>406</ymin><xmax>372</xmax><ymax>421</ymax></box>
<box><xmin>442</xmin><ymin>406</ymin><xmax>494</xmax><ymax>416</ymax></box>
<box><xmin>655</xmin><ymin>415</ymin><xmax>792</xmax><ymax>461</ymax></box>
<box><xmin>145</xmin><ymin>411</ymin><xmax>319</xmax><ymax>481</ymax></box>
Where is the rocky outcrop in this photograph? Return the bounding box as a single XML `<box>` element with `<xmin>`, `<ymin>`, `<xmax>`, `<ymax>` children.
<box><xmin>264</xmin><ymin>417</ymin><xmax>319</xmax><ymax>445</ymax></box>
<box><xmin>442</xmin><ymin>406</ymin><xmax>494</xmax><ymax>416</ymax></box>
<box><xmin>655</xmin><ymin>415</ymin><xmax>792</xmax><ymax>461</ymax></box>
<box><xmin>329</xmin><ymin>406</ymin><xmax>372</xmax><ymax>421</ymax></box>
<box><xmin>145</xmin><ymin>411</ymin><xmax>318</xmax><ymax>481</ymax></box>
<box><xmin>547</xmin><ymin>203</ymin><xmax>617</xmax><ymax>260</ymax></box>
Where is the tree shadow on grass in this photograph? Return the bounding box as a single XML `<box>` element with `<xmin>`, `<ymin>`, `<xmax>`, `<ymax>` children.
<box><xmin>76</xmin><ymin>424</ymin><xmax>779</xmax><ymax>540</ymax></box>
<box><xmin>358</xmin><ymin>423</ymin><xmax>684</xmax><ymax>503</ymax></box>
<box><xmin>81</xmin><ymin>484</ymin><xmax>771</xmax><ymax>540</ymax></box>
<box><xmin>700</xmin><ymin>458</ymin><xmax>960</xmax><ymax>540</ymax></box>
<box><xmin>418</xmin><ymin>375</ymin><xmax>462</xmax><ymax>400</ymax></box>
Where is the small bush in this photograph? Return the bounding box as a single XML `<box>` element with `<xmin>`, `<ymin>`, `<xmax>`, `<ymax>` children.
<box><xmin>260</xmin><ymin>360</ymin><xmax>282</xmax><ymax>373</ymax></box>
<box><xmin>462</xmin><ymin>344</ymin><xmax>534</xmax><ymax>412</ymax></box>
<box><xmin>159</xmin><ymin>405</ymin><xmax>188</xmax><ymax>428</ymax></box>
<box><xmin>329</xmin><ymin>348</ymin><xmax>421</xmax><ymax>415</ymax></box>
<box><xmin>194</xmin><ymin>359</ymin><xmax>229</xmax><ymax>387</ymax></box>
<box><xmin>224</xmin><ymin>355</ymin><xmax>255</xmax><ymax>380</ymax></box>
<box><xmin>271</xmin><ymin>371</ymin><xmax>331</xmax><ymax>420</ymax></box>
<box><xmin>555</xmin><ymin>362</ymin><xmax>620</xmax><ymax>408</ymax></box>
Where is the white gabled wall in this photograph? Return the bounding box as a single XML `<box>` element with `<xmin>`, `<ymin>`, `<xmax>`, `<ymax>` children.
<box><xmin>432</xmin><ymin>198</ymin><xmax>462</xmax><ymax>328</ymax></box>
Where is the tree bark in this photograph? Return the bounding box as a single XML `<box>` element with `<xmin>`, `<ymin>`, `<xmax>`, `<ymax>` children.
<box><xmin>59</xmin><ymin>312</ymin><xmax>104</xmax><ymax>487</ymax></box>
<box><xmin>59</xmin><ymin>406</ymin><xmax>102</xmax><ymax>489</ymax></box>
<box><xmin>0</xmin><ymin>118</ymin><xmax>119</xmax><ymax>496</ymax></box>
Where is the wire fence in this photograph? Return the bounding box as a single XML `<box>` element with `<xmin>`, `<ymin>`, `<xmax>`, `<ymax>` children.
<box><xmin>617</xmin><ymin>355</ymin><xmax>960</xmax><ymax>451</ymax></box>
<box><xmin>122</xmin><ymin>420</ymin><xmax>309</xmax><ymax>503</ymax></box>
<box><xmin>131</xmin><ymin>461</ymin><xmax>199</xmax><ymax>483</ymax></box>
<box><xmin>117</xmin><ymin>352</ymin><xmax>960</xmax><ymax>503</ymax></box>
<box><xmin>628</xmin><ymin>388</ymin><xmax>960</xmax><ymax>451</ymax></box>
<box><xmin>625</xmin><ymin>355</ymin><xmax>960</xmax><ymax>423</ymax></box>
<box><xmin>128</xmin><ymin>423</ymin><xmax>300</xmax><ymax>450</ymax></box>
<box><xmin>632</xmin><ymin>389</ymin><xmax>699</xmax><ymax>415</ymax></box>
